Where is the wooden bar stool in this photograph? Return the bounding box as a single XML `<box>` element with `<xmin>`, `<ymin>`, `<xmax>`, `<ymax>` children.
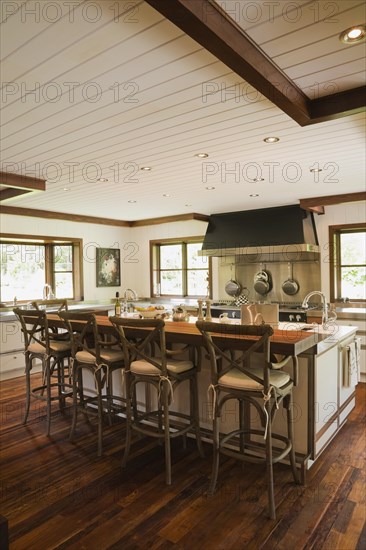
<box><xmin>13</xmin><ymin>308</ymin><xmax>73</xmax><ymax>435</ymax></box>
<box><xmin>196</xmin><ymin>321</ymin><xmax>299</xmax><ymax>520</ymax></box>
<box><xmin>110</xmin><ymin>317</ymin><xmax>205</xmax><ymax>485</ymax></box>
<box><xmin>60</xmin><ymin>311</ymin><xmax>125</xmax><ymax>456</ymax></box>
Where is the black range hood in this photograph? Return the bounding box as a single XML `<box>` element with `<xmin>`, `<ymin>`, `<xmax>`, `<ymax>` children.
<box><xmin>199</xmin><ymin>205</ymin><xmax>319</xmax><ymax>259</ymax></box>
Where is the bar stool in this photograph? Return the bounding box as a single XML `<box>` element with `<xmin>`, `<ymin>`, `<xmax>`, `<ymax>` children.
<box><xmin>32</xmin><ymin>299</ymin><xmax>69</xmax><ymax>340</ymax></box>
<box><xmin>196</xmin><ymin>321</ymin><xmax>299</xmax><ymax>520</ymax></box>
<box><xmin>59</xmin><ymin>311</ymin><xmax>125</xmax><ymax>456</ymax></box>
<box><xmin>13</xmin><ymin>308</ymin><xmax>72</xmax><ymax>435</ymax></box>
<box><xmin>109</xmin><ymin>317</ymin><xmax>205</xmax><ymax>485</ymax></box>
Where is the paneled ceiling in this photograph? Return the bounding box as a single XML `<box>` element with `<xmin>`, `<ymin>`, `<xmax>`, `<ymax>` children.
<box><xmin>0</xmin><ymin>0</ymin><xmax>365</xmax><ymax>221</ymax></box>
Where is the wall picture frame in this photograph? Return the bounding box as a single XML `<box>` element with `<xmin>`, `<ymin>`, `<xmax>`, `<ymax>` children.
<box><xmin>96</xmin><ymin>248</ymin><xmax>121</xmax><ymax>287</ymax></box>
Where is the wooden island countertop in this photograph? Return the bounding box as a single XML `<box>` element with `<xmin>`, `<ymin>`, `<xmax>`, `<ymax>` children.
<box><xmin>46</xmin><ymin>314</ymin><xmax>335</xmax><ymax>357</ymax></box>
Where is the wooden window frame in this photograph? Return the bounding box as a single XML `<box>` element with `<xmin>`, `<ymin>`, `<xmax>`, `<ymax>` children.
<box><xmin>0</xmin><ymin>233</ymin><xmax>83</xmax><ymax>303</ymax></box>
<box><xmin>329</xmin><ymin>223</ymin><xmax>366</xmax><ymax>303</ymax></box>
<box><xmin>150</xmin><ymin>236</ymin><xmax>212</xmax><ymax>298</ymax></box>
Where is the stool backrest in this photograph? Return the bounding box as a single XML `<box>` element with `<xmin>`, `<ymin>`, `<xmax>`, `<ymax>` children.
<box><xmin>109</xmin><ymin>317</ymin><xmax>167</xmax><ymax>374</ymax></box>
<box><xmin>195</xmin><ymin>321</ymin><xmax>273</xmax><ymax>391</ymax></box>
<box><xmin>32</xmin><ymin>299</ymin><xmax>68</xmax><ymax>312</ymax></box>
<box><xmin>59</xmin><ymin>311</ymin><xmax>120</xmax><ymax>363</ymax></box>
<box><xmin>13</xmin><ymin>308</ymin><xmax>50</xmax><ymax>353</ymax></box>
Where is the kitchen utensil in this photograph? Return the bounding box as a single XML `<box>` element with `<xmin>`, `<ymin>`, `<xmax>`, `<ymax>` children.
<box><xmin>282</xmin><ymin>262</ymin><xmax>299</xmax><ymax>296</ymax></box>
<box><xmin>254</xmin><ymin>264</ymin><xmax>272</xmax><ymax>295</ymax></box>
<box><xmin>172</xmin><ymin>305</ymin><xmax>189</xmax><ymax>322</ymax></box>
<box><xmin>235</xmin><ymin>287</ymin><xmax>250</xmax><ymax>306</ymax></box>
<box><xmin>225</xmin><ymin>264</ymin><xmax>242</xmax><ymax>297</ymax></box>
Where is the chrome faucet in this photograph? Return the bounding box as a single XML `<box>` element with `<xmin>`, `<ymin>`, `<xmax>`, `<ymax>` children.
<box><xmin>302</xmin><ymin>291</ymin><xmax>329</xmax><ymax>326</ymax></box>
<box><xmin>43</xmin><ymin>284</ymin><xmax>53</xmax><ymax>300</ymax></box>
<box><xmin>123</xmin><ymin>288</ymin><xmax>137</xmax><ymax>311</ymax></box>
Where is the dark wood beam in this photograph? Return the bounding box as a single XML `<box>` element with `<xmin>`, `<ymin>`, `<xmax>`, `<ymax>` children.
<box><xmin>309</xmin><ymin>86</ymin><xmax>366</xmax><ymax>124</ymax></box>
<box><xmin>145</xmin><ymin>0</ymin><xmax>365</xmax><ymax>126</ymax></box>
<box><xmin>145</xmin><ymin>0</ymin><xmax>311</xmax><ymax>126</ymax></box>
<box><xmin>0</xmin><ymin>206</ymin><xmax>131</xmax><ymax>227</ymax></box>
<box><xmin>0</xmin><ymin>189</ymin><xmax>32</xmax><ymax>201</ymax></box>
<box><xmin>0</xmin><ymin>206</ymin><xmax>210</xmax><ymax>227</ymax></box>
<box><xmin>0</xmin><ymin>171</ymin><xmax>45</xmax><ymax>191</ymax></box>
<box><xmin>300</xmin><ymin>192</ymin><xmax>366</xmax><ymax>213</ymax></box>
<box><xmin>130</xmin><ymin>213</ymin><xmax>210</xmax><ymax>227</ymax></box>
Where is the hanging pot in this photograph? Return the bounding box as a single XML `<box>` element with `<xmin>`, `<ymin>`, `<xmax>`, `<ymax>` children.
<box><xmin>225</xmin><ymin>264</ymin><xmax>242</xmax><ymax>297</ymax></box>
<box><xmin>282</xmin><ymin>262</ymin><xmax>300</xmax><ymax>296</ymax></box>
<box><xmin>254</xmin><ymin>264</ymin><xmax>272</xmax><ymax>295</ymax></box>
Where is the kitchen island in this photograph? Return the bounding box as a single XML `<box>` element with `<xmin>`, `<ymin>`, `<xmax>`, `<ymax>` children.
<box><xmin>1</xmin><ymin>310</ymin><xmax>358</xmax><ymax>481</ymax></box>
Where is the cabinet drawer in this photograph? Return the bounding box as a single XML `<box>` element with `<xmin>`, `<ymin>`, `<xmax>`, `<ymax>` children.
<box><xmin>336</xmin><ymin>318</ymin><xmax>366</xmax><ymax>332</ymax></box>
<box><xmin>0</xmin><ymin>321</ymin><xmax>23</xmax><ymax>353</ymax></box>
<box><xmin>0</xmin><ymin>352</ymin><xmax>25</xmax><ymax>379</ymax></box>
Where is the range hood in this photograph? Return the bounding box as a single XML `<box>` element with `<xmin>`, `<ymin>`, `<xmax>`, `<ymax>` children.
<box><xmin>199</xmin><ymin>205</ymin><xmax>320</xmax><ymax>260</ymax></box>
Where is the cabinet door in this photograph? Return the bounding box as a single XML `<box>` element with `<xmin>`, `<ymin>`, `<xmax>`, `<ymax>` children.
<box><xmin>0</xmin><ymin>321</ymin><xmax>23</xmax><ymax>353</ymax></box>
<box><xmin>314</xmin><ymin>347</ymin><xmax>338</xmax><ymax>436</ymax></box>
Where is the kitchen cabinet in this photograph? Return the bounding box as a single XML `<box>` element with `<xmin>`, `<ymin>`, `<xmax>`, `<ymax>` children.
<box><xmin>0</xmin><ymin>320</ymin><xmax>25</xmax><ymax>380</ymax></box>
<box><xmin>0</xmin><ymin>319</ymin><xmax>42</xmax><ymax>381</ymax></box>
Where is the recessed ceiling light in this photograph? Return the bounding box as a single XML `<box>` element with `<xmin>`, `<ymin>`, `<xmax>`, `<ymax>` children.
<box><xmin>310</xmin><ymin>168</ymin><xmax>323</xmax><ymax>173</ymax></box>
<box><xmin>97</xmin><ymin>178</ymin><xmax>108</xmax><ymax>182</ymax></box>
<box><xmin>252</xmin><ymin>177</ymin><xmax>264</xmax><ymax>182</ymax></box>
<box><xmin>63</xmin><ymin>187</ymin><xmax>70</xmax><ymax>191</ymax></box>
<box><xmin>163</xmin><ymin>194</ymin><xmax>171</xmax><ymax>197</ymax></box>
<box><xmin>195</xmin><ymin>153</ymin><xmax>209</xmax><ymax>158</ymax></box>
<box><xmin>339</xmin><ymin>25</ymin><xmax>365</xmax><ymax>44</ymax></box>
<box><xmin>205</xmin><ymin>186</ymin><xmax>215</xmax><ymax>190</ymax></box>
<box><xmin>140</xmin><ymin>166</ymin><xmax>152</xmax><ymax>171</ymax></box>
<box><xmin>185</xmin><ymin>204</ymin><xmax>192</xmax><ymax>207</ymax></box>
<box><xmin>250</xmin><ymin>194</ymin><xmax>259</xmax><ymax>197</ymax></box>
<box><xmin>263</xmin><ymin>137</ymin><xmax>280</xmax><ymax>143</ymax></box>
<box><xmin>128</xmin><ymin>200</ymin><xmax>137</xmax><ymax>203</ymax></box>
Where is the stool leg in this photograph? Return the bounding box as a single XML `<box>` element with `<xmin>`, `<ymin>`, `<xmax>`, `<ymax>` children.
<box><xmin>162</xmin><ymin>380</ymin><xmax>171</xmax><ymax>485</ymax></box>
<box><xmin>95</xmin><ymin>369</ymin><xmax>104</xmax><ymax>457</ymax></box>
<box><xmin>122</xmin><ymin>374</ymin><xmax>133</xmax><ymax>468</ymax></box>
<box><xmin>23</xmin><ymin>354</ymin><xmax>31</xmax><ymax>425</ymax></box>
<box><xmin>266</xmin><ymin>401</ymin><xmax>276</xmax><ymax>520</ymax></box>
<box><xmin>208</xmin><ymin>405</ymin><xmax>220</xmax><ymax>496</ymax></box>
<box><xmin>69</xmin><ymin>364</ymin><xmax>79</xmax><ymax>442</ymax></box>
<box><xmin>286</xmin><ymin>393</ymin><xmax>300</xmax><ymax>484</ymax></box>
<box><xmin>45</xmin><ymin>358</ymin><xmax>52</xmax><ymax>436</ymax></box>
<box><xmin>191</xmin><ymin>377</ymin><xmax>205</xmax><ymax>458</ymax></box>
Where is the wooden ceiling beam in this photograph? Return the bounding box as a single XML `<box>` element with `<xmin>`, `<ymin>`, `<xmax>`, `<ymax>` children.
<box><xmin>300</xmin><ymin>192</ymin><xmax>366</xmax><ymax>213</ymax></box>
<box><xmin>145</xmin><ymin>0</ymin><xmax>365</xmax><ymax>126</ymax></box>
<box><xmin>0</xmin><ymin>189</ymin><xmax>32</xmax><ymax>201</ymax></box>
<box><xmin>0</xmin><ymin>206</ymin><xmax>210</xmax><ymax>227</ymax></box>
<box><xmin>0</xmin><ymin>171</ymin><xmax>45</xmax><ymax>191</ymax></box>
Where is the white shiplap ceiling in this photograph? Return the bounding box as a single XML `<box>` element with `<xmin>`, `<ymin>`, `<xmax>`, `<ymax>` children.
<box><xmin>0</xmin><ymin>0</ymin><xmax>365</xmax><ymax>220</ymax></box>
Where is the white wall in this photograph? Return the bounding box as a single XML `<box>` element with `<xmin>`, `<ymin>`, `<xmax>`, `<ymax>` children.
<box><xmin>123</xmin><ymin>219</ymin><xmax>210</xmax><ymax>298</ymax></box>
<box><xmin>313</xmin><ymin>202</ymin><xmax>366</xmax><ymax>300</ymax></box>
<box><xmin>2</xmin><ymin>202</ymin><xmax>365</xmax><ymax>302</ymax></box>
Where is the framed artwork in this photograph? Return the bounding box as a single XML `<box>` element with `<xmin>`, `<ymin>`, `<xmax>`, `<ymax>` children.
<box><xmin>96</xmin><ymin>248</ymin><xmax>121</xmax><ymax>287</ymax></box>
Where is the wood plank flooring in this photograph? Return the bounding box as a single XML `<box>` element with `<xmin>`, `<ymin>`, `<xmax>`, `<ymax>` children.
<box><xmin>0</xmin><ymin>374</ymin><xmax>365</xmax><ymax>549</ymax></box>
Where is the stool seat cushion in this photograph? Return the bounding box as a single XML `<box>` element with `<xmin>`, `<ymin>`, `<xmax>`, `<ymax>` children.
<box><xmin>130</xmin><ymin>359</ymin><xmax>194</xmax><ymax>375</ymax></box>
<box><xmin>220</xmin><ymin>366</ymin><xmax>290</xmax><ymax>391</ymax></box>
<box><xmin>28</xmin><ymin>341</ymin><xmax>71</xmax><ymax>354</ymax></box>
<box><xmin>76</xmin><ymin>348</ymin><xmax>124</xmax><ymax>364</ymax></box>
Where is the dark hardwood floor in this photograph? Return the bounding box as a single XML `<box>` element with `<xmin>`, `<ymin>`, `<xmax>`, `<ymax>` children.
<box><xmin>0</xmin><ymin>374</ymin><xmax>365</xmax><ymax>549</ymax></box>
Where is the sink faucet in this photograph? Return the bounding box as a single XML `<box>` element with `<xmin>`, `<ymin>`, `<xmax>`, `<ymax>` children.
<box><xmin>302</xmin><ymin>291</ymin><xmax>329</xmax><ymax>326</ymax></box>
<box><xmin>123</xmin><ymin>288</ymin><xmax>137</xmax><ymax>311</ymax></box>
<box><xmin>43</xmin><ymin>284</ymin><xmax>53</xmax><ymax>300</ymax></box>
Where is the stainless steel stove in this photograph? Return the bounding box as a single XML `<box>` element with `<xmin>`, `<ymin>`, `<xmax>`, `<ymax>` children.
<box><xmin>206</xmin><ymin>300</ymin><xmax>318</xmax><ymax>322</ymax></box>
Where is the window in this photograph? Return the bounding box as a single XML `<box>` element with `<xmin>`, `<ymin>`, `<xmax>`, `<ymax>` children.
<box><xmin>330</xmin><ymin>224</ymin><xmax>366</xmax><ymax>302</ymax></box>
<box><xmin>151</xmin><ymin>238</ymin><xmax>211</xmax><ymax>297</ymax></box>
<box><xmin>0</xmin><ymin>235</ymin><xmax>83</xmax><ymax>303</ymax></box>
